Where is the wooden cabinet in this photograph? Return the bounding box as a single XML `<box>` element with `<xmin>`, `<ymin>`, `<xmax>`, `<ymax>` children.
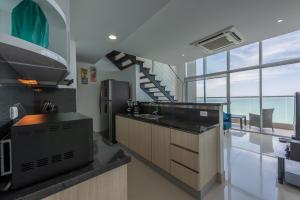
<box><xmin>128</xmin><ymin>119</ymin><xmax>152</xmax><ymax>161</ymax></box>
<box><xmin>170</xmin><ymin>127</ymin><xmax>218</xmax><ymax>190</ymax></box>
<box><xmin>170</xmin><ymin>161</ymin><xmax>198</xmax><ymax>190</ymax></box>
<box><xmin>43</xmin><ymin>165</ymin><xmax>127</xmax><ymax>200</ymax></box>
<box><xmin>115</xmin><ymin>115</ymin><xmax>219</xmax><ymax>193</ymax></box>
<box><xmin>170</xmin><ymin>144</ymin><xmax>198</xmax><ymax>172</ymax></box>
<box><xmin>171</xmin><ymin>129</ymin><xmax>199</xmax><ymax>152</ymax></box>
<box><xmin>151</xmin><ymin>124</ymin><xmax>171</xmax><ymax>172</ymax></box>
<box><xmin>116</xmin><ymin>116</ymin><xmax>129</xmax><ymax>146</ymax></box>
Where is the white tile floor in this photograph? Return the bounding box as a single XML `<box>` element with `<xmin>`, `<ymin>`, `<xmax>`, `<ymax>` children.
<box><xmin>127</xmin><ymin>130</ymin><xmax>300</xmax><ymax>200</ymax></box>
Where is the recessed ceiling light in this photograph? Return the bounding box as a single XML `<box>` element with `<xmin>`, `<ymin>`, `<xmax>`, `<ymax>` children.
<box><xmin>182</xmin><ymin>54</ymin><xmax>185</xmax><ymax>57</ymax></box>
<box><xmin>108</xmin><ymin>34</ymin><xmax>117</xmax><ymax>40</ymax></box>
<box><xmin>276</xmin><ymin>19</ymin><xmax>284</xmax><ymax>23</ymax></box>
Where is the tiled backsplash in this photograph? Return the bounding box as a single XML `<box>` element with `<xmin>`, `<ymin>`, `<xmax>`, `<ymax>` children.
<box><xmin>0</xmin><ymin>86</ymin><xmax>76</xmax><ymax>127</ymax></box>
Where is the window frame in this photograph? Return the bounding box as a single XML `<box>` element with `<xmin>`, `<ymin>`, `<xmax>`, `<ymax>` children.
<box><xmin>184</xmin><ymin>39</ymin><xmax>300</xmax><ymax>137</ymax></box>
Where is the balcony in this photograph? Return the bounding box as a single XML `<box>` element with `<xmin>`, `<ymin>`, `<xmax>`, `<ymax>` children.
<box><xmin>203</xmin><ymin>96</ymin><xmax>295</xmax><ymax>137</ymax></box>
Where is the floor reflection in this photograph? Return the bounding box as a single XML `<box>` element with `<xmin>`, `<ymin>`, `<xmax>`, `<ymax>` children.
<box><xmin>127</xmin><ymin>130</ymin><xmax>300</xmax><ymax>200</ymax></box>
<box><xmin>232</xmin><ymin>123</ymin><xmax>294</xmax><ymax>138</ymax></box>
<box><xmin>205</xmin><ymin>130</ymin><xmax>300</xmax><ymax>200</ymax></box>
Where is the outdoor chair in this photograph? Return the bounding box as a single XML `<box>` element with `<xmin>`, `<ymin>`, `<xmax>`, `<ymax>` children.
<box><xmin>249</xmin><ymin>108</ymin><xmax>274</xmax><ymax>132</ymax></box>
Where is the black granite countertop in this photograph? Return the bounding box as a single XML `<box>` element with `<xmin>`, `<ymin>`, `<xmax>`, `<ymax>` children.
<box><xmin>0</xmin><ymin>134</ymin><xmax>131</xmax><ymax>200</ymax></box>
<box><xmin>117</xmin><ymin>113</ymin><xmax>219</xmax><ymax>134</ymax></box>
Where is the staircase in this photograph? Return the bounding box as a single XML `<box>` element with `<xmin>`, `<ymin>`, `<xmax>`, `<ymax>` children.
<box><xmin>106</xmin><ymin>50</ymin><xmax>176</xmax><ymax>102</ymax></box>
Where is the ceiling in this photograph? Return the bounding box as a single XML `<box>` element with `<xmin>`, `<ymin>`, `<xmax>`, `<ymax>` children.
<box><xmin>71</xmin><ymin>0</ymin><xmax>300</xmax><ymax>65</ymax></box>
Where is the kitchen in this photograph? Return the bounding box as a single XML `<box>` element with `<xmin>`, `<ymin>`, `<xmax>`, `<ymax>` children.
<box><xmin>0</xmin><ymin>0</ymin><xmax>224</xmax><ymax>199</ymax></box>
<box><xmin>1</xmin><ymin>0</ymin><xmax>300</xmax><ymax>200</ymax></box>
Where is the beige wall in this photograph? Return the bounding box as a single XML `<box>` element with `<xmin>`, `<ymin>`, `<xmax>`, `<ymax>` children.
<box><xmin>76</xmin><ymin>58</ymin><xmax>152</xmax><ymax>132</ymax></box>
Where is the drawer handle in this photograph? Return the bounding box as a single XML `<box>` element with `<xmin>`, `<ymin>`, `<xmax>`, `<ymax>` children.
<box><xmin>171</xmin><ymin>160</ymin><xmax>199</xmax><ymax>174</ymax></box>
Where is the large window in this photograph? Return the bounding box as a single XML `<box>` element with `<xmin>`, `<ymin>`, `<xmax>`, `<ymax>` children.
<box><xmin>230</xmin><ymin>43</ymin><xmax>259</xmax><ymax>69</ymax></box>
<box><xmin>185</xmin><ymin>58</ymin><xmax>203</xmax><ymax>77</ymax></box>
<box><xmin>196</xmin><ymin>80</ymin><xmax>205</xmax><ymax>103</ymax></box>
<box><xmin>206</xmin><ymin>77</ymin><xmax>227</xmax><ymax>103</ymax></box>
<box><xmin>185</xmin><ymin>29</ymin><xmax>300</xmax><ymax>137</ymax></box>
<box><xmin>262</xmin><ymin>64</ymin><xmax>300</xmax><ymax>124</ymax></box>
<box><xmin>187</xmin><ymin>80</ymin><xmax>205</xmax><ymax>103</ymax></box>
<box><xmin>206</xmin><ymin>52</ymin><xmax>227</xmax><ymax>74</ymax></box>
<box><xmin>263</xmin><ymin>29</ymin><xmax>300</xmax><ymax>64</ymax></box>
<box><xmin>230</xmin><ymin>70</ymin><xmax>260</xmax><ymax>117</ymax></box>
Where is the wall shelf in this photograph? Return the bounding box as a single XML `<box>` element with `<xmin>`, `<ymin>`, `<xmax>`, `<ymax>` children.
<box><xmin>0</xmin><ymin>33</ymin><xmax>68</xmax><ymax>83</ymax></box>
<box><xmin>0</xmin><ymin>0</ymin><xmax>69</xmax><ymax>62</ymax></box>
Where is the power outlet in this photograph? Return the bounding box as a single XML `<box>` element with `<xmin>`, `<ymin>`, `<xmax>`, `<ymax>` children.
<box><xmin>200</xmin><ymin>111</ymin><xmax>208</xmax><ymax>117</ymax></box>
<box><xmin>9</xmin><ymin>106</ymin><xmax>18</xmax><ymax>120</ymax></box>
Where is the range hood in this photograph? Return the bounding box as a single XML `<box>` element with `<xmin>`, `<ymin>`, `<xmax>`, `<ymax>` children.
<box><xmin>0</xmin><ymin>33</ymin><xmax>68</xmax><ymax>86</ymax></box>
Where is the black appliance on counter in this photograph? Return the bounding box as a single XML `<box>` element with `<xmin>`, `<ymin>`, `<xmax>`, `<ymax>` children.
<box><xmin>0</xmin><ymin>112</ymin><xmax>93</xmax><ymax>190</ymax></box>
<box><xmin>99</xmin><ymin>79</ymin><xmax>130</xmax><ymax>144</ymax></box>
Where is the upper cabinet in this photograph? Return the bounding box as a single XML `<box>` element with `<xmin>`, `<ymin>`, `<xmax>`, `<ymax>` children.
<box><xmin>0</xmin><ymin>0</ymin><xmax>70</xmax><ymax>73</ymax></box>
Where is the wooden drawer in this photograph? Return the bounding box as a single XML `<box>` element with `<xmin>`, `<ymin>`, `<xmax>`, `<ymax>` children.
<box><xmin>170</xmin><ymin>129</ymin><xmax>199</xmax><ymax>152</ymax></box>
<box><xmin>170</xmin><ymin>144</ymin><xmax>198</xmax><ymax>172</ymax></box>
<box><xmin>170</xmin><ymin>161</ymin><xmax>198</xmax><ymax>190</ymax></box>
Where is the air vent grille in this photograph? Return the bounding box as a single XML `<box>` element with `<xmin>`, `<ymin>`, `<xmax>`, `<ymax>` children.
<box><xmin>20</xmin><ymin>151</ymin><xmax>74</xmax><ymax>173</ymax></box>
<box><xmin>202</xmin><ymin>37</ymin><xmax>234</xmax><ymax>51</ymax></box>
<box><xmin>190</xmin><ymin>26</ymin><xmax>245</xmax><ymax>53</ymax></box>
<box><xmin>36</xmin><ymin>158</ymin><xmax>49</xmax><ymax>167</ymax></box>
<box><xmin>21</xmin><ymin>162</ymin><xmax>34</xmax><ymax>172</ymax></box>
<box><xmin>64</xmin><ymin>151</ymin><xmax>74</xmax><ymax>160</ymax></box>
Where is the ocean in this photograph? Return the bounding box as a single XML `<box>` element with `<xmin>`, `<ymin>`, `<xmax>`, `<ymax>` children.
<box><xmin>197</xmin><ymin>96</ymin><xmax>294</xmax><ymax>124</ymax></box>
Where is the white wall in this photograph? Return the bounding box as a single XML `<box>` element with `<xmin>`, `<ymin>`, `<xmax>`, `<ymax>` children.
<box><xmin>76</xmin><ymin>58</ymin><xmax>152</xmax><ymax>132</ymax></box>
<box><xmin>59</xmin><ymin>39</ymin><xmax>77</xmax><ymax>89</ymax></box>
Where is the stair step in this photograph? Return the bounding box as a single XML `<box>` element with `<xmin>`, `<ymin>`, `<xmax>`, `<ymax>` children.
<box><xmin>116</xmin><ymin>56</ymin><xmax>130</xmax><ymax>64</ymax></box>
<box><xmin>142</xmin><ymin>80</ymin><xmax>161</xmax><ymax>85</ymax></box>
<box><xmin>107</xmin><ymin>50</ymin><xmax>121</xmax><ymax>58</ymax></box>
<box><xmin>122</xmin><ymin>62</ymin><xmax>136</xmax><ymax>69</ymax></box>
<box><xmin>140</xmin><ymin>75</ymin><xmax>155</xmax><ymax>79</ymax></box>
<box><xmin>115</xmin><ymin>53</ymin><xmax>125</xmax><ymax>61</ymax></box>
<box><xmin>151</xmin><ymin>91</ymin><xmax>163</xmax><ymax>93</ymax></box>
<box><xmin>142</xmin><ymin>86</ymin><xmax>157</xmax><ymax>89</ymax></box>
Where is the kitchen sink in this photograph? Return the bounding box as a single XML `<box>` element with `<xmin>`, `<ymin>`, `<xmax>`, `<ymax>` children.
<box><xmin>136</xmin><ymin>114</ymin><xmax>164</xmax><ymax>120</ymax></box>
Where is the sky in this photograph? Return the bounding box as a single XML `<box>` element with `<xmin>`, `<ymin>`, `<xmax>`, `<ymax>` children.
<box><xmin>192</xmin><ymin>29</ymin><xmax>300</xmax><ymax>97</ymax></box>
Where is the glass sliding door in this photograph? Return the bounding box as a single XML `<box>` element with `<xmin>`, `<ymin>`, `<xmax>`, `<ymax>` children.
<box><xmin>262</xmin><ymin>64</ymin><xmax>300</xmax><ymax>136</ymax></box>
<box><xmin>230</xmin><ymin>70</ymin><xmax>260</xmax><ymax>131</ymax></box>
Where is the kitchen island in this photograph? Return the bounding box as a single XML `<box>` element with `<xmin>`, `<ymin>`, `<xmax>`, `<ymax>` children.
<box><xmin>0</xmin><ymin>134</ymin><xmax>130</xmax><ymax>200</ymax></box>
<box><xmin>115</xmin><ymin>102</ymin><xmax>224</xmax><ymax>199</ymax></box>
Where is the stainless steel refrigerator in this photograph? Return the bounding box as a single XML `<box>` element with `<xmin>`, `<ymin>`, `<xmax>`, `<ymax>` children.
<box><xmin>99</xmin><ymin>79</ymin><xmax>130</xmax><ymax>144</ymax></box>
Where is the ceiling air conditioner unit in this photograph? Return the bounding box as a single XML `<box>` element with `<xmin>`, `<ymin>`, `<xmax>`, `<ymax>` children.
<box><xmin>190</xmin><ymin>26</ymin><xmax>245</xmax><ymax>53</ymax></box>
